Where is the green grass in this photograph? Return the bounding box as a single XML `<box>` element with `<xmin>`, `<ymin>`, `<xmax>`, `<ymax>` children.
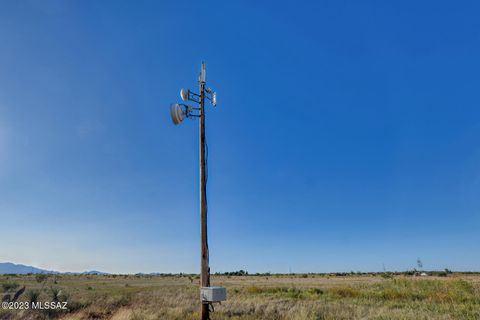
<box><xmin>232</xmin><ymin>277</ymin><xmax>480</xmax><ymax>319</ymax></box>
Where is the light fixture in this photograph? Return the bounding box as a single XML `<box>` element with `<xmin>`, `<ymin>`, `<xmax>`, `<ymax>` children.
<box><xmin>170</xmin><ymin>103</ymin><xmax>185</xmax><ymax>125</ymax></box>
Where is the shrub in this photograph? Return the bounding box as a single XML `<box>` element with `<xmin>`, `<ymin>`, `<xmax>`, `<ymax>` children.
<box><xmin>245</xmin><ymin>285</ymin><xmax>262</xmax><ymax>294</ymax></box>
<box><xmin>35</xmin><ymin>274</ymin><xmax>49</xmax><ymax>283</ymax></box>
<box><xmin>328</xmin><ymin>287</ymin><xmax>361</xmax><ymax>298</ymax></box>
<box><xmin>307</xmin><ymin>288</ymin><xmax>324</xmax><ymax>295</ymax></box>
<box><xmin>26</xmin><ymin>289</ymin><xmax>40</xmax><ymax>303</ymax></box>
<box><xmin>1</xmin><ymin>282</ymin><xmax>19</xmax><ymax>292</ymax></box>
<box><xmin>50</xmin><ymin>287</ymin><xmax>61</xmax><ymax>302</ymax></box>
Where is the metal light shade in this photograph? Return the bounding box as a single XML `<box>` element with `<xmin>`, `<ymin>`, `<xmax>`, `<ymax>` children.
<box><xmin>170</xmin><ymin>103</ymin><xmax>185</xmax><ymax>125</ymax></box>
<box><xmin>180</xmin><ymin>88</ymin><xmax>189</xmax><ymax>101</ymax></box>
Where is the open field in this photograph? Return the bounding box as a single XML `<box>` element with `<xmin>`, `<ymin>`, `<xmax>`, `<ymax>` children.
<box><xmin>1</xmin><ymin>273</ymin><xmax>480</xmax><ymax>320</ymax></box>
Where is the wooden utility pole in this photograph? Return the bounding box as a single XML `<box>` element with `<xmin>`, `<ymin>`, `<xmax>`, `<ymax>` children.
<box><xmin>170</xmin><ymin>62</ymin><xmax>220</xmax><ymax>320</ymax></box>
<box><xmin>199</xmin><ymin>63</ymin><xmax>210</xmax><ymax>320</ymax></box>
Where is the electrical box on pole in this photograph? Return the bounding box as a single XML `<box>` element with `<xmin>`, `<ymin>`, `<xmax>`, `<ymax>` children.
<box><xmin>201</xmin><ymin>287</ymin><xmax>227</xmax><ymax>303</ymax></box>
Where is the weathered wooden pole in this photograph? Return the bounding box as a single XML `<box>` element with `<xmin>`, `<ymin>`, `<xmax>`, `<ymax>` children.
<box><xmin>199</xmin><ymin>62</ymin><xmax>210</xmax><ymax>320</ymax></box>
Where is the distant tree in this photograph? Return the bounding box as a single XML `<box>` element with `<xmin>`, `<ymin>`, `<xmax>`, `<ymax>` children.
<box><xmin>35</xmin><ymin>273</ymin><xmax>49</xmax><ymax>283</ymax></box>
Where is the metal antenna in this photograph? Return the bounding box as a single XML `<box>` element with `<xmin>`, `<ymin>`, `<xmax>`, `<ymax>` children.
<box><xmin>169</xmin><ymin>62</ymin><xmax>224</xmax><ymax>320</ymax></box>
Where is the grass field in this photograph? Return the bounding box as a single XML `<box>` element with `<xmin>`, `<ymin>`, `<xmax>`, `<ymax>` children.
<box><xmin>1</xmin><ymin>273</ymin><xmax>479</xmax><ymax>319</ymax></box>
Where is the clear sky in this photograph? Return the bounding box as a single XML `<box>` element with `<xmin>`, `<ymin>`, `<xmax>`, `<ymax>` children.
<box><xmin>0</xmin><ymin>0</ymin><xmax>479</xmax><ymax>274</ymax></box>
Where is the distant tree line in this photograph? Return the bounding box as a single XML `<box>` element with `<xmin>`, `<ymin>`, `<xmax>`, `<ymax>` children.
<box><xmin>3</xmin><ymin>269</ymin><xmax>478</xmax><ymax>278</ymax></box>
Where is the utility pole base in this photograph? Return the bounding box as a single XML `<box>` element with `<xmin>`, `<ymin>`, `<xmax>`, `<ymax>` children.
<box><xmin>201</xmin><ymin>304</ymin><xmax>209</xmax><ymax>320</ymax></box>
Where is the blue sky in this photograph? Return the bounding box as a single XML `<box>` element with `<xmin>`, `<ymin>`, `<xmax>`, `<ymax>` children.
<box><xmin>0</xmin><ymin>0</ymin><xmax>479</xmax><ymax>274</ymax></box>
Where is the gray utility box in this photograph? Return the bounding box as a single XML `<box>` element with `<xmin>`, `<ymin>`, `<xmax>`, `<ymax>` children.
<box><xmin>200</xmin><ymin>286</ymin><xmax>227</xmax><ymax>302</ymax></box>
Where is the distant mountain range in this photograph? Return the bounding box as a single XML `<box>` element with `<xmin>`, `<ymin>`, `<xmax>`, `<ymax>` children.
<box><xmin>0</xmin><ymin>262</ymin><xmax>108</xmax><ymax>275</ymax></box>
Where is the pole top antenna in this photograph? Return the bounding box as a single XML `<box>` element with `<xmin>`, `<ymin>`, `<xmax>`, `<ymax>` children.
<box><xmin>199</xmin><ymin>62</ymin><xmax>206</xmax><ymax>83</ymax></box>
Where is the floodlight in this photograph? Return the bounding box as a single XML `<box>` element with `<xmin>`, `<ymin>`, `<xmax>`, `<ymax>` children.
<box><xmin>180</xmin><ymin>88</ymin><xmax>189</xmax><ymax>101</ymax></box>
<box><xmin>170</xmin><ymin>103</ymin><xmax>185</xmax><ymax>125</ymax></box>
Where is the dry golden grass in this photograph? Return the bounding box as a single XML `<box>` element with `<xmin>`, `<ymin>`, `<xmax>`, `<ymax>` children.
<box><xmin>1</xmin><ymin>274</ymin><xmax>479</xmax><ymax>319</ymax></box>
